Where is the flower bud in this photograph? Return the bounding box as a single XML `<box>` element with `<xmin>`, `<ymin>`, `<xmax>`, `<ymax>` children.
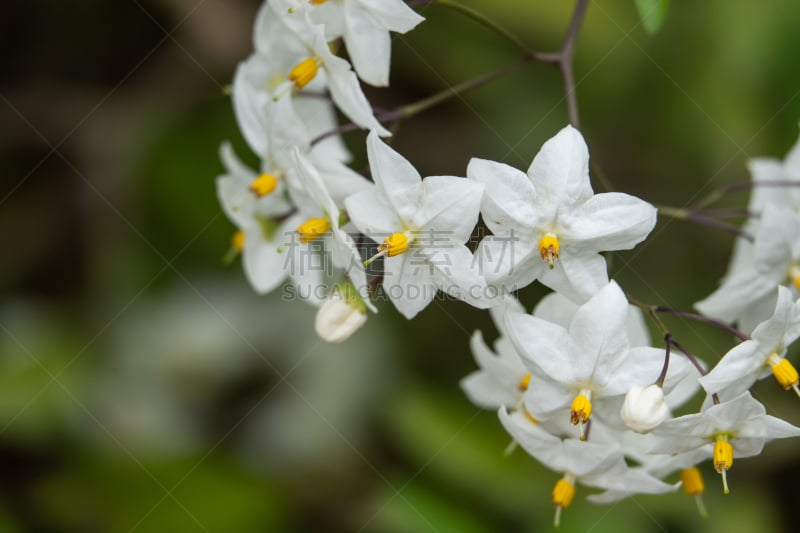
<box><xmin>314</xmin><ymin>288</ymin><xmax>367</xmax><ymax>344</ymax></box>
<box><xmin>620</xmin><ymin>384</ymin><xmax>669</xmax><ymax>433</ymax></box>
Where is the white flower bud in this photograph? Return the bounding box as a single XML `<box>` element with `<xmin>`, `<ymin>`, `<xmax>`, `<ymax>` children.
<box><xmin>620</xmin><ymin>384</ymin><xmax>669</xmax><ymax>433</ymax></box>
<box><xmin>315</xmin><ymin>291</ymin><xmax>367</xmax><ymax>343</ymax></box>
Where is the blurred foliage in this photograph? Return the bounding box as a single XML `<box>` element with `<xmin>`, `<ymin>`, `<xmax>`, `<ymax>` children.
<box><xmin>3</xmin><ymin>0</ymin><xmax>800</xmax><ymax>531</ymax></box>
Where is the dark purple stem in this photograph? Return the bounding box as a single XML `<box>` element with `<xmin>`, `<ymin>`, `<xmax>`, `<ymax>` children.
<box><xmin>655</xmin><ymin>307</ymin><xmax>750</xmax><ymax>342</ymax></box>
<box><xmin>655</xmin><ymin>334</ymin><xmax>672</xmax><ymax>387</ymax></box>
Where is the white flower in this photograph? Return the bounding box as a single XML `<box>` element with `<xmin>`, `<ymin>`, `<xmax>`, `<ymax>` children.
<box><xmin>269</xmin><ymin>14</ymin><xmax>390</xmax><ymax>136</ymax></box>
<box><xmin>620</xmin><ymin>384</ymin><xmax>669</xmax><ymax>434</ymax></box>
<box><xmin>345</xmin><ymin>131</ymin><xmax>494</xmax><ymax>318</ymax></box>
<box><xmin>272</xmin><ymin>0</ymin><xmax>424</xmax><ymax>87</ymax></box>
<box><xmin>469</xmin><ymin>125</ymin><xmax>657</xmax><ymax>302</ymax></box>
<box><xmin>315</xmin><ymin>282</ymin><xmax>368</xmax><ymax>343</ymax></box>
<box><xmin>216</xmin><ymin>142</ymin><xmax>306</xmax><ymax>295</ymax></box>
<box><xmin>650</xmin><ymin>391</ymin><xmax>800</xmax><ymax>493</ymax></box>
<box><xmin>504</xmin><ymin>281</ymin><xmax>693</xmax><ymax>438</ymax></box>
<box><xmin>499</xmin><ymin>407</ymin><xmax>676</xmax><ymax>526</ymax></box>
<box><xmin>289</xmin><ymin>147</ymin><xmax>374</xmax><ymax>301</ymax></box>
<box><xmin>699</xmin><ymin>286</ymin><xmax>800</xmax><ymax>398</ymax></box>
<box><xmin>695</xmin><ymin>204</ymin><xmax>800</xmax><ymax>334</ymax></box>
<box><xmin>461</xmin><ymin>291</ymin><xmax>653</xmax><ymax>411</ymax></box>
<box><xmin>460</xmin><ymin>295</ymin><xmax>530</xmax><ymax>409</ymax></box>
<box><xmin>587</xmin><ymin>447</ymin><xmax>709</xmax><ymax>505</ymax></box>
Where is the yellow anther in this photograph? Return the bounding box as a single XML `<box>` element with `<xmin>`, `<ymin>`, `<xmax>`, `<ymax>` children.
<box><xmin>713</xmin><ymin>435</ymin><xmax>733</xmax><ymax>494</ymax></box>
<box><xmin>523</xmin><ymin>409</ymin><xmax>538</xmax><ymax>425</ymax></box>
<box><xmin>552</xmin><ymin>475</ymin><xmax>576</xmax><ymax>527</ymax></box>
<box><xmin>249</xmin><ymin>173</ymin><xmax>278</xmax><ymax>197</ymax></box>
<box><xmin>296</xmin><ymin>217</ymin><xmax>331</xmax><ymax>243</ymax></box>
<box><xmin>771</xmin><ymin>357</ymin><xmax>800</xmax><ymax>390</ymax></box>
<box><xmin>381</xmin><ymin>232</ymin><xmax>409</xmax><ymax>257</ymax></box>
<box><xmin>288</xmin><ymin>57</ymin><xmax>320</xmax><ymax>89</ymax></box>
<box><xmin>790</xmin><ymin>265</ymin><xmax>800</xmax><ymax>290</ymax></box>
<box><xmin>570</xmin><ymin>393</ymin><xmax>592</xmax><ymax>441</ymax></box>
<box><xmin>310</xmin><ymin>0</ymin><xmax>328</xmax><ymax>4</ymax></box>
<box><xmin>517</xmin><ymin>372</ymin><xmax>531</xmax><ymax>392</ymax></box>
<box><xmin>552</xmin><ymin>478</ymin><xmax>576</xmax><ymax>508</ymax></box>
<box><xmin>232</xmin><ymin>230</ymin><xmax>245</xmax><ymax>252</ymax></box>
<box><xmin>570</xmin><ymin>394</ymin><xmax>592</xmax><ymax>425</ymax></box>
<box><xmin>538</xmin><ymin>233</ymin><xmax>560</xmax><ymax>270</ymax></box>
<box><xmin>680</xmin><ymin>467</ymin><xmax>704</xmax><ymax>496</ymax></box>
<box><xmin>364</xmin><ymin>231</ymin><xmax>411</xmax><ymax>267</ymax></box>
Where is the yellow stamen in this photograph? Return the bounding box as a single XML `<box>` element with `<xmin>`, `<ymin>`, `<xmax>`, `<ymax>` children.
<box><xmin>538</xmin><ymin>233</ymin><xmax>560</xmax><ymax>270</ymax></box>
<box><xmin>523</xmin><ymin>409</ymin><xmax>538</xmax><ymax>425</ymax></box>
<box><xmin>288</xmin><ymin>57</ymin><xmax>320</xmax><ymax>89</ymax></box>
<box><xmin>364</xmin><ymin>232</ymin><xmax>410</xmax><ymax>266</ymax></box>
<box><xmin>296</xmin><ymin>217</ymin><xmax>331</xmax><ymax>243</ymax></box>
<box><xmin>681</xmin><ymin>467</ymin><xmax>708</xmax><ymax>517</ymax></box>
<box><xmin>232</xmin><ymin>230</ymin><xmax>245</xmax><ymax>252</ymax></box>
<box><xmin>570</xmin><ymin>392</ymin><xmax>592</xmax><ymax>440</ymax></box>
<box><xmin>310</xmin><ymin>0</ymin><xmax>328</xmax><ymax>4</ymax></box>
<box><xmin>713</xmin><ymin>435</ymin><xmax>733</xmax><ymax>494</ymax></box>
<box><xmin>790</xmin><ymin>265</ymin><xmax>800</xmax><ymax>290</ymax></box>
<box><xmin>517</xmin><ymin>372</ymin><xmax>531</xmax><ymax>392</ymax></box>
<box><xmin>770</xmin><ymin>357</ymin><xmax>800</xmax><ymax>397</ymax></box>
<box><xmin>680</xmin><ymin>467</ymin><xmax>704</xmax><ymax>496</ymax></box>
<box><xmin>552</xmin><ymin>474</ymin><xmax>576</xmax><ymax>527</ymax></box>
<box><xmin>249</xmin><ymin>173</ymin><xmax>278</xmax><ymax>197</ymax></box>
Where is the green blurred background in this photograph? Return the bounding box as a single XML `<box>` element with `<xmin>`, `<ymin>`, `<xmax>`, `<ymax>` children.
<box><xmin>3</xmin><ymin>0</ymin><xmax>800</xmax><ymax>531</ymax></box>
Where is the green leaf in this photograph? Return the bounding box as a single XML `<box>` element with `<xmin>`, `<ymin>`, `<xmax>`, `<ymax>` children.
<box><xmin>635</xmin><ymin>0</ymin><xmax>670</xmax><ymax>34</ymax></box>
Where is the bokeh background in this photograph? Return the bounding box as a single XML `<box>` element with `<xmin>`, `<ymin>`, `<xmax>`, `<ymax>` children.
<box><xmin>3</xmin><ymin>0</ymin><xmax>800</xmax><ymax>531</ymax></box>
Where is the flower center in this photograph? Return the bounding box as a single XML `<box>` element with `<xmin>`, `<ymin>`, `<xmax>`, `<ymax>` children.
<box><xmin>538</xmin><ymin>233</ymin><xmax>560</xmax><ymax>270</ymax></box>
<box><xmin>232</xmin><ymin>230</ymin><xmax>245</xmax><ymax>252</ymax></box>
<box><xmin>364</xmin><ymin>231</ymin><xmax>411</xmax><ymax>266</ymax></box>
<box><xmin>288</xmin><ymin>57</ymin><xmax>321</xmax><ymax>89</ymax></box>
<box><xmin>297</xmin><ymin>217</ymin><xmax>331</xmax><ymax>243</ymax></box>
<box><xmin>767</xmin><ymin>353</ymin><xmax>800</xmax><ymax>397</ymax></box>
<box><xmin>551</xmin><ymin>473</ymin><xmax>576</xmax><ymax>527</ymax></box>
<box><xmin>790</xmin><ymin>265</ymin><xmax>800</xmax><ymax>291</ymax></box>
<box><xmin>570</xmin><ymin>389</ymin><xmax>592</xmax><ymax>440</ymax></box>
<box><xmin>517</xmin><ymin>372</ymin><xmax>531</xmax><ymax>392</ymax></box>
<box><xmin>249</xmin><ymin>173</ymin><xmax>279</xmax><ymax>198</ymax></box>
<box><xmin>713</xmin><ymin>434</ymin><xmax>734</xmax><ymax>494</ymax></box>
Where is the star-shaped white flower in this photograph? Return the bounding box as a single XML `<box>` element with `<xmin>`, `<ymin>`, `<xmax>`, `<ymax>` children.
<box><xmin>699</xmin><ymin>286</ymin><xmax>800</xmax><ymax>398</ymax></box>
<box><xmin>695</xmin><ymin>203</ymin><xmax>800</xmax><ymax>330</ymax></box>
<box><xmin>499</xmin><ymin>407</ymin><xmax>676</xmax><ymax>526</ymax></box>
<box><xmin>461</xmin><ymin>290</ymin><xmax>654</xmax><ymax>411</ymax></box>
<box><xmin>470</xmin><ymin>125</ymin><xmax>657</xmax><ymax>302</ymax></box>
<box><xmin>216</xmin><ymin>142</ymin><xmax>306</xmax><ymax>295</ymax></box>
<box><xmin>344</xmin><ymin>131</ymin><xmax>493</xmax><ymax>318</ymax></box>
<box><xmin>272</xmin><ymin>0</ymin><xmax>424</xmax><ymax>87</ymax></box>
<box><xmin>504</xmin><ymin>281</ymin><xmax>694</xmax><ymax>438</ymax></box>
<box><xmin>650</xmin><ymin>391</ymin><xmax>800</xmax><ymax>493</ymax></box>
<box><xmin>289</xmin><ymin>147</ymin><xmax>375</xmax><ymax>306</ymax></box>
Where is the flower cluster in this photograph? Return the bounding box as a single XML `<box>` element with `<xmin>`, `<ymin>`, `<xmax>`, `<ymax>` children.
<box><xmin>215</xmin><ymin>1</ymin><xmax>800</xmax><ymax>527</ymax></box>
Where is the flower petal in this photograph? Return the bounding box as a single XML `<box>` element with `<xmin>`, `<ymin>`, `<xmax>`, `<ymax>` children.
<box><xmin>559</xmin><ymin>192</ymin><xmax>657</xmax><ymax>252</ymax></box>
<box><xmin>527</xmin><ymin>125</ymin><xmax>593</xmax><ymax>207</ymax></box>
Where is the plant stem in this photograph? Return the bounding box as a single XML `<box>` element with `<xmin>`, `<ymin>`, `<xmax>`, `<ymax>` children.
<box><xmin>655</xmin><ymin>333</ymin><xmax>672</xmax><ymax>387</ymax></box>
<box><xmin>560</xmin><ymin>0</ymin><xmax>589</xmax><ymax>128</ymax></box>
<box><xmin>311</xmin><ymin>58</ymin><xmax>534</xmax><ymax>146</ymax></box>
<box><xmin>657</xmin><ymin>205</ymin><xmax>754</xmax><ymax>241</ymax></box>
<box><xmin>654</xmin><ymin>307</ymin><xmax>750</xmax><ymax>342</ymax></box>
<box><xmin>436</xmin><ymin>0</ymin><xmax>539</xmax><ymax>59</ymax></box>
<box><xmin>667</xmin><ymin>337</ymin><xmax>706</xmax><ymax>377</ymax></box>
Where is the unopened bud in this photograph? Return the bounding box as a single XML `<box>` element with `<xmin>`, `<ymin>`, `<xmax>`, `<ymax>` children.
<box><xmin>314</xmin><ymin>286</ymin><xmax>367</xmax><ymax>343</ymax></box>
<box><xmin>620</xmin><ymin>384</ymin><xmax>669</xmax><ymax>433</ymax></box>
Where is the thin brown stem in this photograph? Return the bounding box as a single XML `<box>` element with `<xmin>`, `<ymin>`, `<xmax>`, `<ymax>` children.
<box><xmin>654</xmin><ymin>307</ymin><xmax>750</xmax><ymax>342</ymax></box>
<box><xmin>311</xmin><ymin>58</ymin><xmax>534</xmax><ymax>146</ymax></box>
